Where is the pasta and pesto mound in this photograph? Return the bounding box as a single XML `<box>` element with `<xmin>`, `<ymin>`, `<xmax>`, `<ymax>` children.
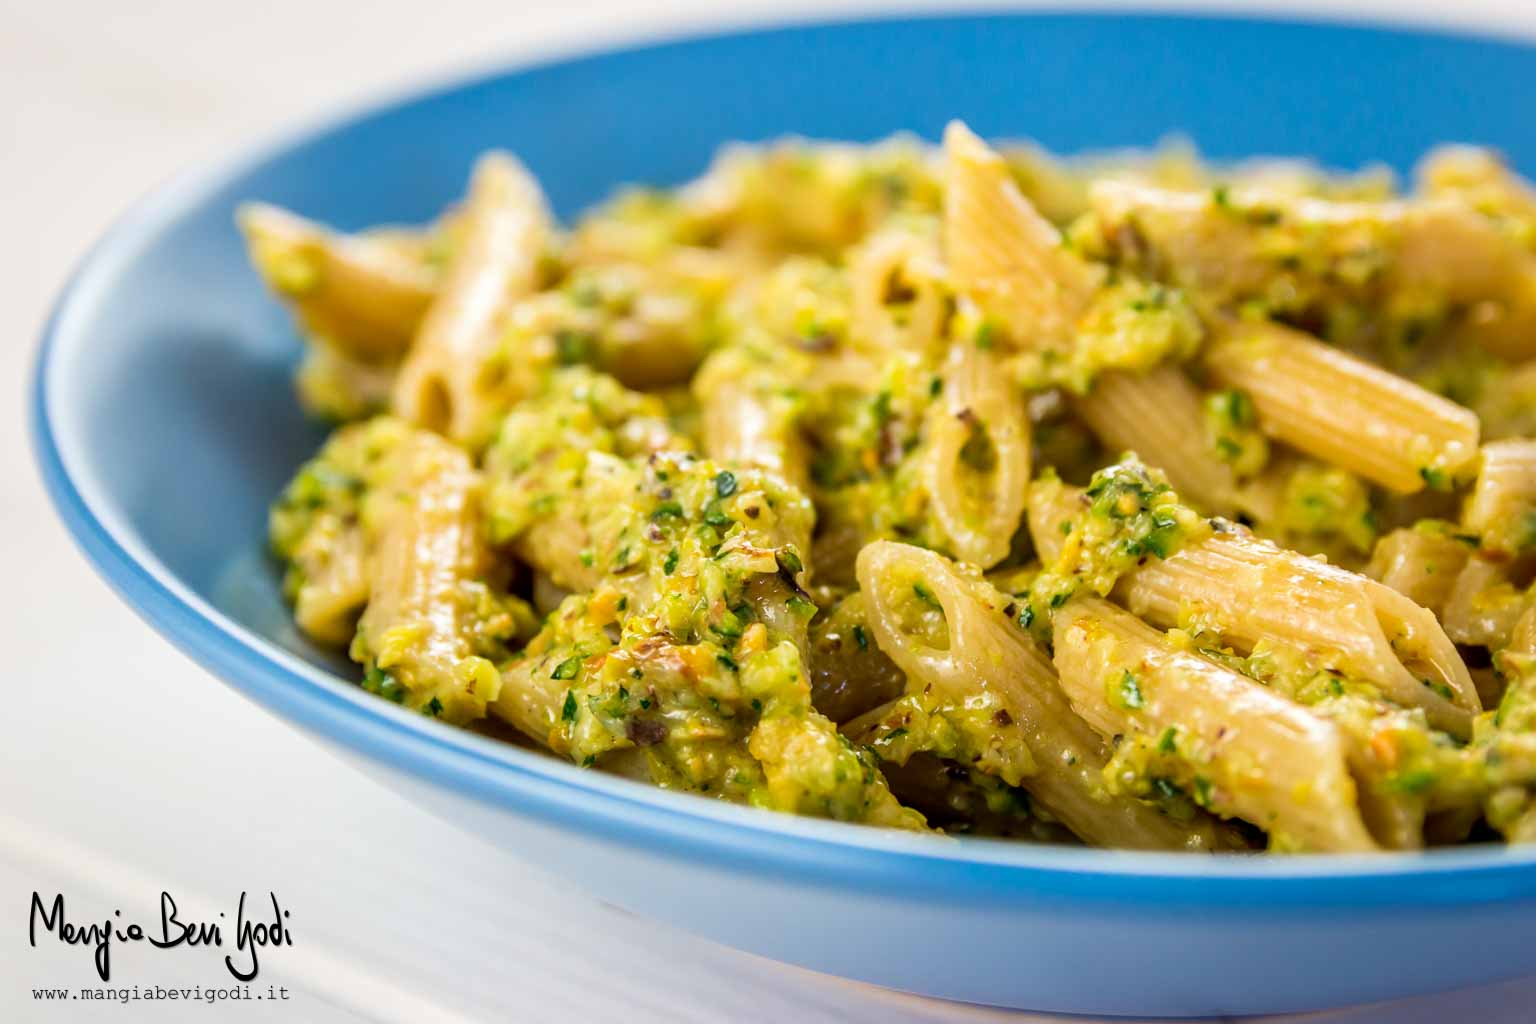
<box><xmin>244</xmin><ymin>122</ymin><xmax>1536</xmax><ymax>852</ymax></box>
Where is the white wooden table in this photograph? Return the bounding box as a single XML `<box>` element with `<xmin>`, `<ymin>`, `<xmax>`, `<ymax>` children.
<box><xmin>5</xmin><ymin>2</ymin><xmax>1536</xmax><ymax>1019</ymax></box>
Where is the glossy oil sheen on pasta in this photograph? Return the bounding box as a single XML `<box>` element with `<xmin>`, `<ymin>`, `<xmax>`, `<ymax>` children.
<box><xmin>245</xmin><ymin>124</ymin><xmax>1536</xmax><ymax>852</ymax></box>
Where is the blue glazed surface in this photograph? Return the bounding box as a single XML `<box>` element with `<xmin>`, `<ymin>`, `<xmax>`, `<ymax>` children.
<box><xmin>30</xmin><ymin>12</ymin><xmax>1536</xmax><ymax>1015</ymax></box>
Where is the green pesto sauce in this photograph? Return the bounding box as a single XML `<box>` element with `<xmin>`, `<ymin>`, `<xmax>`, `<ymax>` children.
<box><xmin>859</xmin><ymin>686</ymin><xmax>1038</xmax><ymax>787</ymax></box>
<box><xmin>1013</xmin><ymin>279</ymin><xmax>1204</xmax><ymax>394</ymax></box>
<box><xmin>1020</xmin><ymin>458</ymin><xmax>1208</xmax><ymax>643</ymax></box>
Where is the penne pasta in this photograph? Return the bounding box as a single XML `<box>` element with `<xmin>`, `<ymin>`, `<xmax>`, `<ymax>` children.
<box><xmin>1443</xmin><ymin>555</ymin><xmax>1529</xmax><ymax>651</ymax></box>
<box><xmin>943</xmin><ymin>121</ymin><xmax>1103</xmax><ymax>349</ymax></box>
<box><xmin>1464</xmin><ymin>440</ymin><xmax>1536</xmax><ymax>555</ymax></box>
<box><xmin>1054</xmin><ymin>596</ymin><xmax>1378</xmax><ymax>851</ymax></box>
<box><xmin>393</xmin><ymin>153</ymin><xmax>551</xmax><ymax>445</ymax></box>
<box><xmin>1419</xmin><ymin>145</ymin><xmax>1536</xmax><ymax>230</ymax></box>
<box><xmin>291</xmin><ymin>525</ymin><xmax>370</xmax><ymax>647</ymax></box>
<box><xmin>693</xmin><ymin>345</ymin><xmax>811</xmax><ymax>492</ymax></box>
<box><xmin>270</xmin><ymin>416</ymin><xmax>414</xmax><ymax>646</ymax></box>
<box><xmin>1121</xmin><ymin>527</ymin><xmax>1480</xmax><ymax>736</ymax></box>
<box><xmin>856</xmin><ymin>541</ymin><xmax>1238</xmax><ymax>850</ymax></box>
<box><xmin>355</xmin><ymin>431</ymin><xmax>510</xmax><ymax>724</ymax></box>
<box><xmin>1071</xmin><ymin>365</ymin><xmax>1247</xmax><ymax>516</ymax></box>
<box><xmin>238</xmin><ymin>202</ymin><xmax>438</xmax><ymax>362</ymax></box>
<box><xmin>1203</xmin><ymin>317</ymin><xmax>1480</xmax><ymax>493</ymax></box>
<box><xmin>922</xmin><ymin>340</ymin><xmax>1031</xmax><ymax>568</ymax></box>
<box><xmin>1365</xmin><ymin>526</ymin><xmax>1474</xmax><ymax>615</ymax></box>
<box><xmin>1086</xmin><ymin>181</ymin><xmax>1536</xmax><ymax>360</ymax></box>
<box><xmin>849</xmin><ymin>222</ymin><xmax>950</xmax><ymax>354</ymax></box>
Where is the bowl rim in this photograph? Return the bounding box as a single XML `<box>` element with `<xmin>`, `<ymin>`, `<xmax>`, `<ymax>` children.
<box><xmin>31</xmin><ymin>6</ymin><xmax>1536</xmax><ymax>907</ymax></box>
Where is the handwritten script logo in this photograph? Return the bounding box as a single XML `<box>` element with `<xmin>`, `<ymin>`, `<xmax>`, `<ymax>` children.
<box><xmin>29</xmin><ymin>892</ymin><xmax>292</xmax><ymax>982</ymax></box>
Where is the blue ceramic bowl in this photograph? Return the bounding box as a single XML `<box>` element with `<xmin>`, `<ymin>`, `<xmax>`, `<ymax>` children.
<box><xmin>32</xmin><ymin>11</ymin><xmax>1536</xmax><ymax>1017</ymax></box>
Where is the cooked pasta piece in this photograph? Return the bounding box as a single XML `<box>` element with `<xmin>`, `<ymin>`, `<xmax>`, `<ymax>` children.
<box><xmin>485</xmin><ymin>415</ymin><xmax>919</xmax><ymax>827</ymax></box>
<box><xmin>270</xmin><ymin>417</ymin><xmax>417</xmax><ymax>645</ymax></box>
<box><xmin>239</xmin><ymin>202</ymin><xmax>438</xmax><ymax>362</ymax></box>
<box><xmin>922</xmin><ymin>340</ymin><xmax>1030</xmax><ymax>568</ymax></box>
<box><xmin>856</xmin><ymin>540</ymin><xmax>1237</xmax><ymax>850</ymax></box>
<box><xmin>1203</xmin><ymin>317</ymin><xmax>1480</xmax><ymax>493</ymax></box>
<box><xmin>1476</xmin><ymin>607</ymin><xmax>1536</xmax><ymax>841</ymax></box>
<box><xmin>1025</xmin><ymin>465</ymin><xmax>1479</xmax><ymax>736</ymax></box>
<box><xmin>943</xmin><ymin>121</ymin><xmax>1103</xmax><ymax>349</ymax></box>
<box><xmin>354</xmin><ymin>430</ymin><xmax>517</xmax><ymax>724</ymax></box>
<box><xmin>1002</xmin><ymin>137</ymin><xmax>1395</xmax><ymax>226</ymax></box>
<box><xmin>705</xmin><ymin>135</ymin><xmax>941</xmax><ymax>255</ymax></box>
<box><xmin>1443</xmin><ymin>555</ymin><xmax>1530</xmax><ymax>651</ymax></box>
<box><xmin>1121</xmin><ymin>526</ymin><xmax>1480</xmax><ymax>736</ymax></box>
<box><xmin>294</xmin><ymin>343</ymin><xmax>400</xmax><ymax>421</ymax></box>
<box><xmin>1365</xmin><ymin>525</ymin><xmax>1474</xmax><ymax>614</ymax></box>
<box><xmin>1476</xmin><ymin>359</ymin><xmax>1536</xmax><ymax>442</ymax></box>
<box><xmin>487</xmin><ymin>261</ymin><xmax>720</xmax><ymax>393</ymax></box>
<box><xmin>1071</xmin><ymin>365</ymin><xmax>1246</xmax><ymax>516</ymax></box>
<box><xmin>1240</xmin><ymin>455</ymin><xmax>1377</xmax><ymax>566</ymax></box>
<box><xmin>1217</xmin><ymin>638</ymin><xmax>1485</xmax><ymax>849</ymax></box>
<box><xmin>394</xmin><ymin>153</ymin><xmax>551</xmax><ymax>445</ymax></box>
<box><xmin>849</xmin><ymin>221</ymin><xmax>950</xmax><ymax>354</ymax></box>
<box><xmin>1024</xmin><ymin>470</ymin><xmax>1080</xmax><ymax>567</ymax></box>
<box><xmin>1464</xmin><ymin>440</ymin><xmax>1536</xmax><ymax>555</ymax></box>
<box><xmin>1053</xmin><ymin>596</ymin><xmax>1377</xmax><ymax>851</ymax></box>
<box><xmin>495</xmin><ymin>594</ymin><xmax>924</xmax><ymax>829</ymax></box>
<box><xmin>1433</xmin><ymin>443</ymin><xmax>1536</xmax><ymax>650</ymax></box>
<box><xmin>694</xmin><ymin>345</ymin><xmax>811</xmax><ymax>492</ymax></box>
<box><xmin>484</xmin><ymin>368</ymin><xmax>690</xmax><ymax>593</ymax></box>
<box><xmin>1025</xmin><ymin>463</ymin><xmax>1464</xmax><ymax>846</ymax></box>
<box><xmin>945</xmin><ymin>123</ymin><xmax>1203</xmax><ymax>392</ymax></box>
<box><xmin>1086</xmin><ymin>181</ymin><xmax>1536</xmax><ymax>359</ymax></box>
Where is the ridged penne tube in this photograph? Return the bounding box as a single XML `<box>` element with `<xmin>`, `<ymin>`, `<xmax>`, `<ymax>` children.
<box><xmin>693</xmin><ymin>348</ymin><xmax>809</xmax><ymax>492</ymax></box>
<box><xmin>291</xmin><ymin>525</ymin><xmax>370</xmax><ymax>647</ymax></box>
<box><xmin>1443</xmin><ymin>555</ymin><xmax>1529</xmax><ymax>650</ymax></box>
<box><xmin>1072</xmin><ymin>365</ymin><xmax>1244</xmax><ymax>516</ymax></box>
<box><xmin>491</xmin><ymin>642</ymin><xmax>571</xmax><ymax>747</ymax></box>
<box><xmin>238</xmin><ymin>203</ymin><xmax>437</xmax><ymax>361</ymax></box>
<box><xmin>943</xmin><ymin>121</ymin><xmax>1103</xmax><ymax>347</ymax></box>
<box><xmin>1203</xmin><ymin>318</ymin><xmax>1480</xmax><ymax>493</ymax></box>
<box><xmin>1088</xmin><ymin>182</ymin><xmax>1536</xmax><ymax>360</ymax></box>
<box><xmin>356</xmin><ymin>433</ymin><xmax>503</xmax><ymax>724</ymax></box>
<box><xmin>1120</xmin><ymin>529</ymin><xmax>1480</xmax><ymax>736</ymax></box>
<box><xmin>1024</xmin><ymin>471</ymin><xmax>1079</xmax><ymax>566</ymax></box>
<box><xmin>1364</xmin><ymin>528</ymin><xmax>1472</xmax><ymax>615</ymax></box>
<box><xmin>856</xmin><ymin>541</ymin><xmax>1233</xmax><ymax>850</ymax></box>
<box><xmin>923</xmin><ymin>342</ymin><xmax>1030</xmax><ymax>568</ymax></box>
<box><xmin>1465</xmin><ymin>441</ymin><xmax>1536</xmax><ymax>556</ymax></box>
<box><xmin>850</xmin><ymin>225</ymin><xmax>950</xmax><ymax>354</ymax></box>
<box><xmin>1054</xmin><ymin>597</ymin><xmax>1378</xmax><ymax>851</ymax></box>
<box><xmin>393</xmin><ymin>153</ymin><xmax>550</xmax><ymax>445</ymax></box>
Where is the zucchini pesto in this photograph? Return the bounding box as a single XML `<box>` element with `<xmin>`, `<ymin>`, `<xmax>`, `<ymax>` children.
<box><xmin>250</xmin><ymin>125</ymin><xmax>1536</xmax><ymax>852</ymax></box>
